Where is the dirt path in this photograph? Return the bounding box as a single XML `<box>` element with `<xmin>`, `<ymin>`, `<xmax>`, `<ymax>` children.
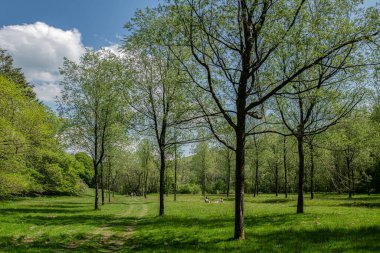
<box><xmin>65</xmin><ymin>201</ymin><xmax>148</xmax><ymax>252</ymax></box>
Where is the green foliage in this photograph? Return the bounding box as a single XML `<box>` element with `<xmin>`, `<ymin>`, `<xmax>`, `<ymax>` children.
<box><xmin>0</xmin><ymin>68</ymin><xmax>84</xmax><ymax>198</ymax></box>
<box><xmin>75</xmin><ymin>152</ymin><xmax>95</xmax><ymax>187</ymax></box>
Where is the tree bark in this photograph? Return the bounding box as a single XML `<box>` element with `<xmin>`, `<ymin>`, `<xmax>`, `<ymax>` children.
<box><xmin>310</xmin><ymin>142</ymin><xmax>315</xmax><ymax>200</ymax></box>
<box><xmin>101</xmin><ymin>161</ymin><xmax>105</xmax><ymax>205</ymax></box>
<box><xmin>234</xmin><ymin>101</ymin><xmax>245</xmax><ymax>240</ymax></box>
<box><xmin>159</xmin><ymin>148</ymin><xmax>165</xmax><ymax>216</ymax></box>
<box><xmin>275</xmin><ymin>160</ymin><xmax>279</xmax><ymax>197</ymax></box>
<box><xmin>347</xmin><ymin>157</ymin><xmax>352</xmax><ymax>198</ymax></box>
<box><xmin>254</xmin><ymin>135</ymin><xmax>259</xmax><ymax>197</ymax></box>
<box><xmin>94</xmin><ymin>162</ymin><xmax>99</xmax><ymax>210</ymax></box>
<box><xmin>283</xmin><ymin>136</ymin><xmax>288</xmax><ymax>198</ymax></box>
<box><xmin>297</xmin><ymin>136</ymin><xmax>305</xmax><ymax>214</ymax></box>
<box><xmin>174</xmin><ymin>143</ymin><xmax>178</xmax><ymax>202</ymax></box>
<box><xmin>107</xmin><ymin>159</ymin><xmax>111</xmax><ymax>203</ymax></box>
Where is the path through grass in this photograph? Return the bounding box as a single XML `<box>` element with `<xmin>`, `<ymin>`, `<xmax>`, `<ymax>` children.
<box><xmin>0</xmin><ymin>192</ymin><xmax>379</xmax><ymax>252</ymax></box>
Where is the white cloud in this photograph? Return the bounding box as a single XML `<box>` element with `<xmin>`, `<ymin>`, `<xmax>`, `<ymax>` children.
<box><xmin>101</xmin><ymin>43</ymin><xmax>125</xmax><ymax>58</ymax></box>
<box><xmin>0</xmin><ymin>22</ymin><xmax>85</xmax><ymax>105</ymax></box>
<box><xmin>33</xmin><ymin>82</ymin><xmax>61</xmax><ymax>103</ymax></box>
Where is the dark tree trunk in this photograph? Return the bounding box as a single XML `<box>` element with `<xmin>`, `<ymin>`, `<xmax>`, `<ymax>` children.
<box><xmin>254</xmin><ymin>158</ymin><xmax>259</xmax><ymax>197</ymax></box>
<box><xmin>101</xmin><ymin>162</ymin><xmax>105</xmax><ymax>205</ymax></box>
<box><xmin>234</xmin><ymin>104</ymin><xmax>245</xmax><ymax>240</ymax></box>
<box><xmin>226</xmin><ymin>151</ymin><xmax>231</xmax><ymax>198</ymax></box>
<box><xmin>347</xmin><ymin>157</ymin><xmax>352</xmax><ymax>198</ymax></box>
<box><xmin>283</xmin><ymin>136</ymin><xmax>288</xmax><ymax>198</ymax></box>
<box><xmin>297</xmin><ymin>136</ymin><xmax>305</xmax><ymax>214</ymax></box>
<box><xmin>310</xmin><ymin>142</ymin><xmax>315</xmax><ymax>200</ymax></box>
<box><xmin>275</xmin><ymin>160</ymin><xmax>279</xmax><ymax>197</ymax></box>
<box><xmin>159</xmin><ymin>148</ymin><xmax>165</xmax><ymax>216</ymax></box>
<box><xmin>165</xmin><ymin>168</ymin><xmax>169</xmax><ymax>197</ymax></box>
<box><xmin>107</xmin><ymin>160</ymin><xmax>111</xmax><ymax>203</ymax></box>
<box><xmin>352</xmin><ymin>166</ymin><xmax>355</xmax><ymax>196</ymax></box>
<box><xmin>144</xmin><ymin>170</ymin><xmax>148</xmax><ymax>199</ymax></box>
<box><xmin>94</xmin><ymin>162</ymin><xmax>99</xmax><ymax>210</ymax></box>
<box><xmin>202</xmin><ymin>152</ymin><xmax>206</xmax><ymax>196</ymax></box>
<box><xmin>174</xmin><ymin>143</ymin><xmax>178</xmax><ymax>202</ymax></box>
<box><xmin>253</xmin><ymin>136</ymin><xmax>259</xmax><ymax>197</ymax></box>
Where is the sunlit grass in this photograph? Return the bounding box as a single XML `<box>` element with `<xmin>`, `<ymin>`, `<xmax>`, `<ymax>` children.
<box><xmin>0</xmin><ymin>191</ymin><xmax>379</xmax><ymax>252</ymax></box>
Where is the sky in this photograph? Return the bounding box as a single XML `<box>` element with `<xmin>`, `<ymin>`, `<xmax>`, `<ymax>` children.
<box><xmin>0</xmin><ymin>0</ymin><xmax>159</xmax><ymax>108</ymax></box>
<box><xmin>0</xmin><ymin>0</ymin><xmax>378</xmax><ymax>108</ymax></box>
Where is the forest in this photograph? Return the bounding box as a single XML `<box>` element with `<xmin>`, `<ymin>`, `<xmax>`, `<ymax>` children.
<box><xmin>0</xmin><ymin>0</ymin><xmax>379</xmax><ymax>252</ymax></box>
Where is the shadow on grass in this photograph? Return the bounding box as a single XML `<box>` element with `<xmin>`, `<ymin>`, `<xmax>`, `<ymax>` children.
<box><xmin>127</xmin><ymin>218</ymin><xmax>380</xmax><ymax>252</ymax></box>
<box><xmin>339</xmin><ymin>202</ymin><xmax>380</xmax><ymax>209</ymax></box>
<box><xmin>258</xmin><ymin>198</ymin><xmax>294</xmax><ymax>204</ymax></box>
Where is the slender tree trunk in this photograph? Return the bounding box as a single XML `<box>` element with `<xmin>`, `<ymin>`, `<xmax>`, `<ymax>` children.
<box><xmin>352</xmin><ymin>166</ymin><xmax>355</xmax><ymax>196</ymax></box>
<box><xmin>275</xmin><ymin>160</ymin><xmax>279</xmax><ymax>197</ymax></box>
<box><xmin>107</xmin><ymin>159</ymin><xmax>111</xmax><ymax>203</ymax></box>
<box><xmin>159</xmin><ymin>148</ymin><xmax>165</xmax><ymax>216</ymax></box>
<box><xmin>101</xmin><ymin>161</ymin><xmax>105</xmax><ymax>205</ymax></box>
<box><xmin>347</xmin><ymin>157</ymin><xmax>352</xmax><ymax>198</ymax></box>
<box><xmin>254</xmin><ymin>135</ymin><xmax>259</xmax><ymax>197</ymax></box>
<box><xmin>227</xmin><ymin>152</ymin><xmax>231</xmax><ymax>198</ymax></box>
<box><xmin>94</xmin><ymin>162</ymin><xmax>99</xmax><ymax>210</ymax></box>
<box><xmin>165</xmin><ymin>168</ymin><xmax>169</xmax><ymax>197</ymax></box>
<box><xmin>144</xmin><ymin>170</ymin><xmax>148</xmax><ymax>199</ymax></box>
<box><xmin>202</xmin><ymin>152</ymin><xmax>206</xmax><ymax>197</ymax></box>
<box><xmin>283</xmin><ymin>136</ymin><xmax>288</xmax><ymax>198</ymax></box>
<box><xmin>255</xmin><ymin>158</ymin><xmax>259</xmax><ymax>196</ymax></box>
<box><xmin>310</xmin><ymin>142</ymin><xmax>315</xmax><ymax>200</ymax></box>
<box><xmin>174</xmin><ymin>143</ymin><xmax>178</xmax><ymax>202</ymax></box>
<box><xmin>297</xmin><ymin>136</ymin><xmax>305</xmax><ymax>214</ymax></box>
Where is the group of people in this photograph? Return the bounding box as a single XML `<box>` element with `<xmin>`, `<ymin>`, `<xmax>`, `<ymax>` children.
<box><xmin>205</xmin><ymin>196</ymin><xmax>223</xmax><ymax>204</ymax></box>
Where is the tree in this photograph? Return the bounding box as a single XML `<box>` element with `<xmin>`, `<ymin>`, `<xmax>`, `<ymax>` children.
<box><xmin>59</xmin><ymin>49</ymin><xmax>127</xmax><ymax>210</ymax></box>
<box><xmin>169</xmin><ymin>0</ymin><xmax>378</xmax><ymax>238</ymax></box>
<box><xmin>0</xmin><ymin>48</ymin><xmax>35</xmax><ymax>99</ymax></box>
<box><xmin>137</xmin><ymin>139</ymin><xmax>154</xmax><ymax>198</ymax></box>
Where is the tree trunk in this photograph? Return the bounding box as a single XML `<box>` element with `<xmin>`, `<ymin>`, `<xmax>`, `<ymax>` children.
<box><xmin>107</xmin><ymin>160</ymin><xmax>111</xmax><ymax>203</ymax></box>
<box><xmin>227</xmin><ymin>152</ymin><xmax>231</xmax><ymax>198</ymax></box>
<box><xmin>159</xmin><ymin>148</ymin><xmax>165</xmax><ymax>216</ymax></box>
<box><xmin>297</xmin><ymin>136</ymin><xmax>305</xmax><ymax>214</ymax></box>
<box><xmin>174</xmin><ymin>143</ymin><xmax>178</xmax><ymax>202</ymax></box>
<box><xmin>94</xmin><ymin>162</ymin><xmax>99</xmax><ymax>210</ymax></box>
<box><xmin>165</xmin><ymin>168</ymin><xmax>169</xmax><ymax>197</ymax></box>
<box><xmin>254</xmin><ymin>135</ymin><xmax>259</xmax><ymax>197</ymax></box>
<box><xmin>255</xmin><ymin>158</ymin><xmax>259</xmax><ymax>196</ymax></box>
<box><xmin>275</xmin><ymin>160</ymin><xmax>279</xmax><ymax>197</ymax></box>
<box><xmin>234</xmin><ymin>106</ymin><xmax>245</xmax><ymax>240</ymax></box>
<box><xmin>310</xmin><ymin>142</ymin><xmax>315</xmax><ymax>200</ymax></box>
<box><xmin>144</xmin><ymin>170</ymin><xmax>148</xmax><ymax>199</ymax></box>
<box><xmin>352</xmin><ymin>166</ymin><xmax>355</xmax><ymax>196</ymax></box>
<box><xmin>347</xmin><ymin>157</ymin><xmax>352</xmax><ymax>198</ymax></box>
<box><xmin>283</xmin><ymin>136</ymin><xmax>288</xmax><ymax>199</ymax></box>
<box><xmin>202</xmin><ymin>152</ymin><xmax>206</xmax><ymax>196</ymax></box>
<box><xmin>101</xmin><ymin>161</ymin><xmax>105</xmax><ymax>205</ymax></box>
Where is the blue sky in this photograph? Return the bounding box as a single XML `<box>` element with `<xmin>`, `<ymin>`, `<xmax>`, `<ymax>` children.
<box><xmin>0</xmin><ymin>0</ymin><xmax>378</xmax><ymax>107</ymax></box>
<box><xmin>0</xmin><ymin>0</ymin><xmax>159</xmax><ymax>48</ymax></box>
<box><xmin>0</xmin><ymin>0</ymin><xmax>159</xmax><ymax>107</ymax></box>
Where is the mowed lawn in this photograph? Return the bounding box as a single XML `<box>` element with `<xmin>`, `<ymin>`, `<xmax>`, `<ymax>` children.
<box><xmin>0</xmin><ymin>192</ymin><xmax>379</xmax><ymax>252</ymax></box>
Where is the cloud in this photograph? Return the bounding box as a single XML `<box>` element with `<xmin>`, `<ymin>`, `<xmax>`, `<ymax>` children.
<box><xmin>0</xmin><ymin>22</ymin><xmax>85</xmax><ymax>105</ymax></box>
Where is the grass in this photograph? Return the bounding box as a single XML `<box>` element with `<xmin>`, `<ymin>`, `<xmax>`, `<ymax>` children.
<box><xmin>0</xmin><ymin>191</ymin><xmax>379</xmax><ymax>252</ymax></box>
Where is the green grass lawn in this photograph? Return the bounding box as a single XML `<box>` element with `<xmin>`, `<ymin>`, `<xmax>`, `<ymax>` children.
<box><xmin>0</xmin><ymin>192</ymin><xmax>379</xmax><ymax>252</ymax></box>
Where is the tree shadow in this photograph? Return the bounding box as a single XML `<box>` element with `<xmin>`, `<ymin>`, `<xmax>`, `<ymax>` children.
<box><xmin>339</xmin><ymin>202</ymin><xmax>380</xmax><ymax>208</ymax></box>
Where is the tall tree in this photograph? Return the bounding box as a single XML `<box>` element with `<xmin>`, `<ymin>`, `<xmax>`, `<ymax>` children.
<box><xmin>170</xmin><ymin>0</ymin><xmax>378</xmax><ymax>238</ymax></box>
<box><xmin>59</xmin><ymin>49</ymin><xmax>127</xmax><ymax>210</ymax></box>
